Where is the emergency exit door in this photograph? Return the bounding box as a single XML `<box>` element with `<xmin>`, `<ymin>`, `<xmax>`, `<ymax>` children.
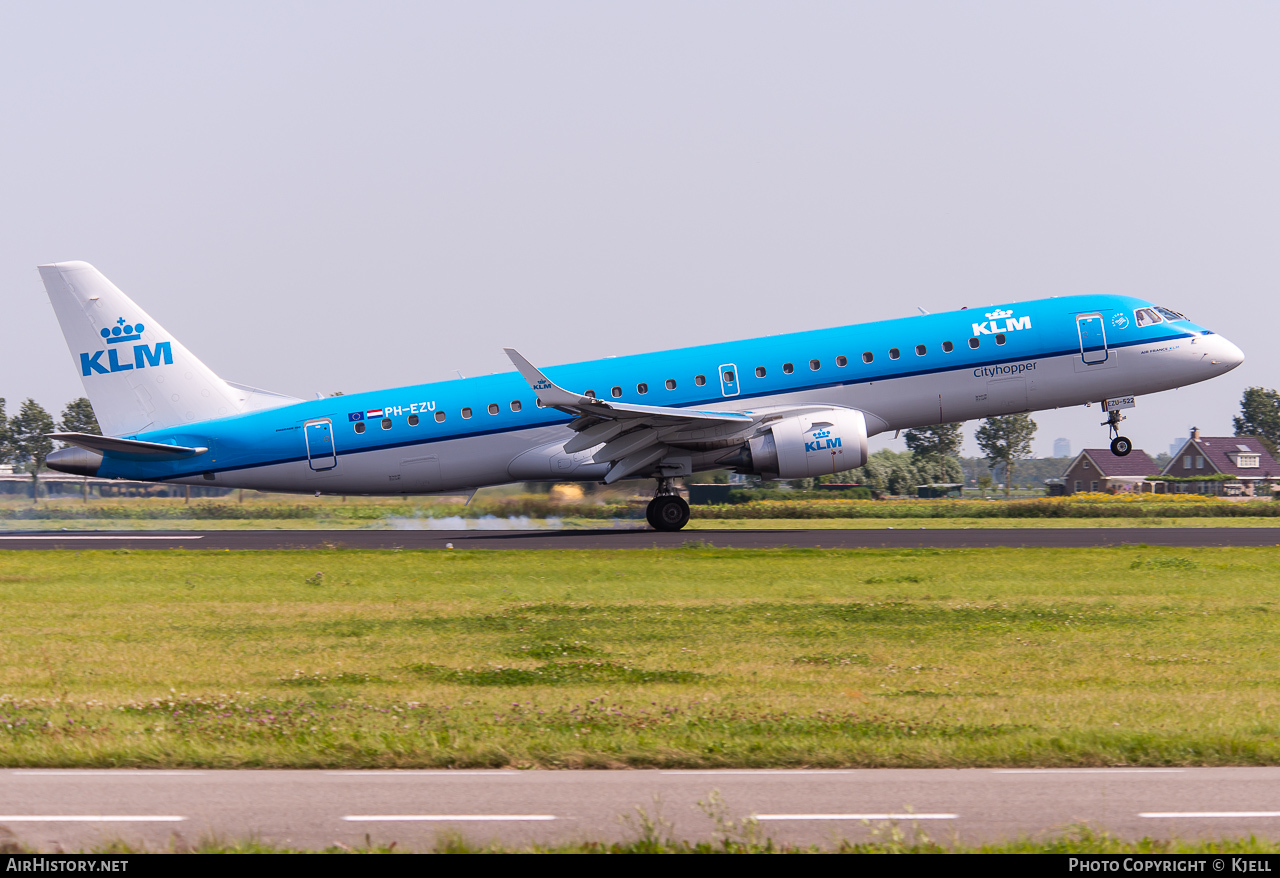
<box><xmin>719</xmin><ymin>364</ymin><xmax>739</xmax><ymax>397</ymax></box>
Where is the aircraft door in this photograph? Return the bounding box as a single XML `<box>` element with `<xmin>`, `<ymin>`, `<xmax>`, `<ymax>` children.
<box><xmin>1077</xmin><ymin>314</ymin><xmax>1109</xmax><ymax>365</ymax></box>
<box><xmin>986</xmin><ymin>378</ymin><xmax>1028</xmax><ymax>415</ymax></box>
<box><xmin>719</xmin><ymin>364</ymin><xmax>739</xmax><ymax>397</ymax></box>
<box><xmin>304</xmin><ymin>419</ymin><xmax>337</xmax><ymax>471</ymax></box>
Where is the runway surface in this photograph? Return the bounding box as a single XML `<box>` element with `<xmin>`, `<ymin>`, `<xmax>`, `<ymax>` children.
<box><xmin>1</xmin><ymin>527</ymin><xmax>1279</xmax><ymax>550</ymax></box>
<box><xmin>3</xmin><ymin>767</ymin><xmax>1280</xmax><ymax>850</ymax></box>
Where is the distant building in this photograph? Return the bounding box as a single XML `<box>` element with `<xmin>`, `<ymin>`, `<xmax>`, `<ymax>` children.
<box><xmin>1061</xmin><ymin>449</ymin><xmax>1160</xmax><ymax>495</ymax></box>
<box><xmin>1170</xmin><ymin>437</ymin><xmax>1188</xmax><ymax>457</ymax></box>
<box><xmin>1053</xmin><ymin>438</ymin><xmax>1071</xmax><ymax>458</ymax></box>
<box><xmin>1154</xmin><ymin>429</ymin><xmax>1279</xmax><ymax>497</ymax></box>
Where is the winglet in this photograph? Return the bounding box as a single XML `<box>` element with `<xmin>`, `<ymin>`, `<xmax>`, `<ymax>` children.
<box><xmin>503</xmin><ymin>348</ymin><xmax>591</xmax><ymax>408</ymax></box>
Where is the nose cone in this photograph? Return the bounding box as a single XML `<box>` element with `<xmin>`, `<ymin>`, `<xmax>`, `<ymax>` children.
<box><xmin>1212</xmin><ymin>335</ymin><xmax>1245</xmax><ymax>372</ymax></box>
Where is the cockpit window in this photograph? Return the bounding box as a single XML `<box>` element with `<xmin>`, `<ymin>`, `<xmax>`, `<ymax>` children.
<box><xmin>1134</xmin><ymin>308</ymin><xmax>1163</xmax><ymax>327</ymax></box>
<box><xmin>1156</xmin><ymin>307</ymin><xmax>1187</xmax><ymax>322</ymax></box>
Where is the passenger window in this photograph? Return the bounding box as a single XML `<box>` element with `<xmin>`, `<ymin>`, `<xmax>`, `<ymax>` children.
<box><xmin>488</xmin><ymin>403</ymin><xmax>499</xmax><ymax>415</ymax></box>
<box><xmin>942</xmin><ymin>341</ymin><xmax>953</xmax><ymax>353</ymax></box>
<box><xmin>611</xmin><ymin>386</ymin><xmax>622</xmax><ymax>398</ymax></box>
<box><xmin>915</xmin><ymin>344</ymin><xmax>926</xmax><ymax>356</ymax></box>
<box><xmin>637</xmin><ymin>383</ymin><xmax>648</xmax><ymax>394</ymax></box>
<box><xmin>535</xmin><ymin>398</ymin><xmax>546</xmax><ymax>408</ymax></box>
<box><xmin>408</xmin><ymin>414</ymin><xmax>419</xmax><ymax>426</ymax></box>
<box><xmin>783</xmin><ymin>362</ymin><xmax>794</xmax><ymax>374</ymax></box>
<box><xmin>836</xmin><ymin>355</ymin><xmax>847</xmax><ymax>367</ymax></box>
<box><xmin>381</xmin><ymin>418</ymin><xmax>392</xmax><ymax>430</ymax></box>
<box><xmin>889</xmin><ymin>348</ymin><xmax>900</xmax><ymax>360</ymax></box>
<box><xmin>665</xmin><ymin>379</ymin><xmax>677</xmax><ymax>390</ymax></box>
<box><xmin>354</xmin><ymin>422</ymin><xmax>366</xmax><ymax>434</ymax></box>
<box><xmin>995</xmin><ymin>334</ymin><xmax>1007</xmax><ymax>345</ymax></box>
<box><xmin>968</xmin><ymin>338</ymin><xmax>980</xmax><ymax>349</ymax></box>
<box><xmin>862</xmin><ymin>352</ymin><xmax>873</xmax><ymax>363</ymax></box>
<box><xmin>435</xmin><ymin>411</ymin><xmax>446</xmax><ymax>423</ymax></box>
<box><xmin>461</xmin><ymin>407</ymin><xmax>472</xmax><ymax>419</ymax></box>
<box><xmin>511</xmin><ymin>400</ymin><xmax>522</xmax><ymax>412</ymax></box>
<box><xmin>755</xmin><ymin>366</ymin><xmax>766</xmax><ymax>378</ymax></box>
<box><xmin>694</xmin><ymin>375</ymin><xmax>706</xmax><ymax>386</ymax></box>
<box><xmin>585</xmin><ymin>390</ymin><xmax>596</xmax><ymax>398</ymax></box>
<box><xmin>809</xmin><ymin>359</ymin><xmax>821</xmax><ymax>371</ymax></box>
<box><xmin>722</xmin><ymin>370</ymin><xmax>735</xmax><ymax>383</ymax></box>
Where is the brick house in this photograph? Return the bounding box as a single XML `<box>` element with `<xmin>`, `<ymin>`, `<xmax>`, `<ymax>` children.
<box><xmin>1059</xmin><ymin>447</ymin><xmax>1162</xmax><ymax>496</ymax></box>
<box><xmin>1061</xmin><ymin>448</ymin><xmax>1160</xmax><ymax>495</ymax></box>
<box><xmin>1156</xmin><ymin>429</ymin><xmax>1279</xmax><ymax>497</ymax></box>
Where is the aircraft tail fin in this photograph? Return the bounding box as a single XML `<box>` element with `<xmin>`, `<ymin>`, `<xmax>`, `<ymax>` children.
<box><xmin>38</xmin><ymin>261</ymin><xmax>276</xmax><ymax>437</ymax></box>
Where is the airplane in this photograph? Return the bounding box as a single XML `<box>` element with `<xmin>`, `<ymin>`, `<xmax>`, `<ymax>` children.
<box><xmin>40</xmin><ymin>261</ymin><xmax>1244</xmax><ymax>531</ymax></box>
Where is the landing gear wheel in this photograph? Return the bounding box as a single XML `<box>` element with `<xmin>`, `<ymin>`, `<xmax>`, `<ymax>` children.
<box><xmin>645</xmin><ymin>501</ymin><xmax>660</xmax><ymax>530</ymax></box>
<box><xmin>1110</xmin><ymin>436</ymin><xmax>1132</xmax><ymax>457</ymax></box>
<box><xmin>647</xmin><ymin>495</ymin><xmax>690</xmax><ymax>532</ymax></box>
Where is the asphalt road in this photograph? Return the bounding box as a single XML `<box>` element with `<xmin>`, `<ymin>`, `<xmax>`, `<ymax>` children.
<box><xmin>2</xmin><ymin>767</ymin><xmax>1279</xmax><ymax>851</ymax></box>
<box><xmin>1</xmin><ymin>527</ymin><xmax>1280</xmax><ymax>550</ymax></box>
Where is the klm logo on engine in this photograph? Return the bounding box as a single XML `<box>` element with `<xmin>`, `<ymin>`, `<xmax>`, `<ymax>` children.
<box><xmin>80</xmin><ymin>317</ymin><xmax>173</xmax><ymax>376</ymax></box>
<box><xmin>805</xmin><ymin>432</ymin><xmax>842</xmax><ymax>452</ymax></box>
<box><xmin>972</xmin><ymin>308</ymin><xmax>1032</xmax><ymax>336</ymax></box>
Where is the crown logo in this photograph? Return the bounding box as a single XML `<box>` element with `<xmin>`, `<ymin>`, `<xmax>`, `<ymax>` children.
<box><xmin>985</xmin><ymin>308</ymin><xmax>1013</xmax><ymax>320</ymax></box>
<box><xmin>100</xmin><ymin>317</ymin><xmax>145</xmax><ymax>345</ymax></box>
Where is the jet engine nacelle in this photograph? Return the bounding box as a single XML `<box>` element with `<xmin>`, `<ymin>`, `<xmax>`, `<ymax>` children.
<box><xmin>735</xmin><ymin>408</ymin><xmax>869</xmax><ymax>479</ymax></box>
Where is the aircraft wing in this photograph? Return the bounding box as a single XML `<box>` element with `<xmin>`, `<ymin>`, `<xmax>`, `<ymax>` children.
<box><xmin>504</xmin><ymin>348</ymin><xmax>754</xmax><ymax>483</ymax></box>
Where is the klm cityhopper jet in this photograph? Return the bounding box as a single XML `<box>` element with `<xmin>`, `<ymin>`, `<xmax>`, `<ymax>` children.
<box><xmin>41</xmin><ymin>261</ymin><xmax>1243</xmax><ymax>531</ymax></box>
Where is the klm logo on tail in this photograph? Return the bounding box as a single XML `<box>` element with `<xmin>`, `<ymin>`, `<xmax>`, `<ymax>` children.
<box><xmin>80</xmin><ymin>317</ymin><xmax>172</xmax><ymax>376</ymax></box>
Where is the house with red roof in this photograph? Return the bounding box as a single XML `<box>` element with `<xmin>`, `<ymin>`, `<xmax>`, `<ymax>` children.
<box><xmin>1061</xmin><ymin>448</ymin><xmax>1160</xmax><ymax>495</ymax></box>
<box><xmin>1156</xmin><ymin>429</ymin><xmax>1279</xmax><ymax>497</ymax></box>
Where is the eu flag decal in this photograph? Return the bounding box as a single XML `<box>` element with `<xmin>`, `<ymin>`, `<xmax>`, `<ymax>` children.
<box><xmin>348</xmin><ymin>411</ymin><xmax>364</xmax><ymax>422</ymax></box>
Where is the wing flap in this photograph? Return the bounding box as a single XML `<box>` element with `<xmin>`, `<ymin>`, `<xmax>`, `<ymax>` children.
<box><xmin>504</xmin><ymin>348</ymin><xmax>755</xmax><ymax>481</ymax></box>
<box><xmin>504</xmin><ymin>348</ymin><xmax>752</xmax><ymax>429</ymax></box>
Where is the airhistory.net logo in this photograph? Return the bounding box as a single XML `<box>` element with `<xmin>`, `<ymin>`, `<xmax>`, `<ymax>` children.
<box><xmin>80</xmin><ymin>316</ymin><xmax>173</xmax><ymax>376</ymax></box>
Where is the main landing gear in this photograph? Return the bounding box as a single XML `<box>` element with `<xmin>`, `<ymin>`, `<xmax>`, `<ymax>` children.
<box><xmin>1104</xmin><ymin>409</ymin><xmax>1132</xmax><ymax>457</ymax></box>
<box><xmin>646</xmin><ymin>476</ymin><xmax>690</xmax><ymax>532</ymax></box>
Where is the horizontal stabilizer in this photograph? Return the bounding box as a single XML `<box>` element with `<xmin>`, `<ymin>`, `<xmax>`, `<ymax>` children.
<box><xmin>226</xmin><ymin>381</ymin><xmax>303</xmax><ymax>412</ymax></box>
<box><xmin>48</xmin><ymin>432</ymin><xmax>209</xmax><ymax>460</ymax></box>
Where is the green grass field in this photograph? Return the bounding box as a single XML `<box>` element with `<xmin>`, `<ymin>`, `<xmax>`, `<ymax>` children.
<box><xmin>0</xmin><ymin>545</ymin><xmax>1279</xmax><ymax>769</ymax></box>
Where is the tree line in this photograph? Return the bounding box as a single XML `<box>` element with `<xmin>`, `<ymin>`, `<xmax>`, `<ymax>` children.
<box><xmin>1234</xmin><ymin>387</ymin><xmax>1280</xmax><ymax>455</ymax></box>
<box><xmin>844</xmin><ymin>414</ymin><xmax>1037</xmax><ymax>498</ymax></box>
<box><xmin>0</xmin><ymin>397</ymin><xmax>101</xmax><ymax>499</ymax></box>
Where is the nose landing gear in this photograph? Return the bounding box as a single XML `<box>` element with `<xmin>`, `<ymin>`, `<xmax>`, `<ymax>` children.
<box><xmin>1104</xmin><ymin>409</ymin><xmax>1132</xmax><ymax>457</ymax></box>
<box><xmin>646</xmin><ymin>476</ymin><xmax>690</xmax><ymax>531</ymax></box>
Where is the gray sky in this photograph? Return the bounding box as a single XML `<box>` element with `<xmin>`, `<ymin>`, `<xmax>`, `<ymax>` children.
<box><xmin>2</xmin><ymin>2</ymin><xmax>1275</xmax><ymax>459</ymax></box>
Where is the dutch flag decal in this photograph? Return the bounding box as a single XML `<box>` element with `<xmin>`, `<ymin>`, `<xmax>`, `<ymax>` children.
<box><xmin>366</xmin><ymin>408</ymin><xmax>384</xmax><ymax>418</ymax></box>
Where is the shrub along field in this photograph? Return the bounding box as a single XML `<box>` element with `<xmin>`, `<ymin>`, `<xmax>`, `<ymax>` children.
<box><xmin>0</xmin><ymin>545</ymin><xmax>1278</xmax><ymax>768</ymax></box>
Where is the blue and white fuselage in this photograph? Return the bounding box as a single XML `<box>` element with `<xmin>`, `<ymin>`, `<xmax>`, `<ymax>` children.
<box><xmin>40</xmin><ymin>262</ymin><xmax>1243</xmax><ymax>527</ymax></box>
